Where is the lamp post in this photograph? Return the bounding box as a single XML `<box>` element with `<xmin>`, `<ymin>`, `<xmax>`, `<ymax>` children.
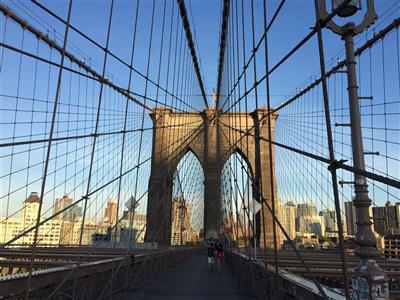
<box><xmin>318</xmin><ymin>1</ymin><xmax>388</xmax><ymax>299</ymax></box>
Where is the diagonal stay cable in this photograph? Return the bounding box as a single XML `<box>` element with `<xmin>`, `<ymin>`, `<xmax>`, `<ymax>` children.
<box><xmin>25</xmin><ymin>1</ymin><xmax>73</xmax><ymax>297</ymax></box>
<box><xmin>177</xmin><ymin>0</ymin><xmax>208</xmax><ymax>109</ymax></box>
<box><xmin>1</xmin><ymin>120</ymin><xmax>204</xmax><ymax>248</ymax></box>
<box><xmin>28</xmin><ymin>0</ymin><xmax>196</xmax><ymax>112</ymax></box>
<box><xmin>219</xmin><ymin>120</ymin><xmax>400</xmax><ymax>189</ymax></box>
<box><xmin>219</xmin><ymin>0</ymin><xmax>354</xmax><ymax>113</ymax></box>
<box><xmin>0</xmin><ymin>3</ymin><xmax>154</xmax><ymax>112</ymax></box>
<box><xmin>215</xmin><ymin>0</ymin><xmax>230</xmax><ymax>111</ymax></box>
<box><xmin>0</xmin><ymin>3</ymin><xmax>202</xmax><ymax>114</ymax></box>
<box><xmin>218</xmin><ymin>0</ymin><xmax>286</xmax><ymax>110</ymax></box>
<box><xmin>218</xmin><ymin>123</ymin><xmax>329</xmax><ymax>299</ymax></box>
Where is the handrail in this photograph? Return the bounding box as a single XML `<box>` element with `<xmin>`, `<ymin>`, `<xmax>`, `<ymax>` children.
<box><xmin>0</xmin><ymin>248</ymin><xmax>197</xmax><ymax>298</ymax></box>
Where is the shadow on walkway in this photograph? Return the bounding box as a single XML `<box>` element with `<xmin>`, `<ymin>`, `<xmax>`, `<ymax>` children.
<box><xmin>115</xmin><ymin>253</ymin><xmax>256</xmax><ymax>300</ymax></box>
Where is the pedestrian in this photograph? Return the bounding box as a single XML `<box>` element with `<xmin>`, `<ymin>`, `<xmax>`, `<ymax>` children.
<box><xmin>207</xmin><ymin>242</ymin><xmax>215</xmax><ymax>271</ymax></box>
<box><xmin>215</xmin><ymin>242</ymin><xmax>224</xmax><ymax>273</ymax></box>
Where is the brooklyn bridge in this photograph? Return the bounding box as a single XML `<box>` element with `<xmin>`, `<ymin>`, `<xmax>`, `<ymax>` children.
<box><xmin>0</xmin><ymin>0</ymin><xmax>399</xmax><ymax>299</ymax></box>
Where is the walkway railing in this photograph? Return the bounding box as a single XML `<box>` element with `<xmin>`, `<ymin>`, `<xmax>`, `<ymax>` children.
<box><xmin>0</xmin><ymin>247</ymin><xmax>196</xmax><ymax>299</ymax></box>
<box><xmin>226</xmin><ymin>249</ymin><xmax>346</xmax><ymax>300</ymax></box>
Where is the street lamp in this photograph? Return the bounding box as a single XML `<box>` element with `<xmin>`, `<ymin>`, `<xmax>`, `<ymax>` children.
<box><xmin>331</xmin><ymin>0</ymin><xmax>361</xmax><ymax>17</ymax></box>
<box><xmin>318</xmin><ymin>1</ymin><xmax>389</xmax><ymax>299</ymax></box>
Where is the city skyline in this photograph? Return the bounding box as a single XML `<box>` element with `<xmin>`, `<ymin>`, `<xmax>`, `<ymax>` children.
<box><xmin>0</xmin><ymin>0</ymin><xmax>398</xmax><ymax>298</ymax></box>
<box><xmin>1</xmin><ymin>0</ymin><xmax>398</xmax><ymax>224</ymax></box>
<box><xmin>0</xmin><ymin>191</ymin><xmax>150</xmax><ymax>246</ymax></box>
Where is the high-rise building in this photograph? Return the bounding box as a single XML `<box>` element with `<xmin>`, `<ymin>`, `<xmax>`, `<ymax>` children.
<box><xmin>321</xmin><ymin>208</ymin><xmax>338</xmax><ymax>233</ymax></box>
<box><xmin>275</xmin><ymin>198</ymin><xmax>284</xmax><ymax>245</ymax></box>
<box><xmin>21</xmin><ymin>192</ymin><xmax>41</xmax><ymax>223</ymax></box>
<box><xmin>171</xmin><ymin>196</ymin><xmax>193</xmax><ymax>245</ymax></box>
<box><xmin>283</xmin><ymin>201</ymin><xmax>296</xmax><ymax>240</ymax></box>
<box><xmin>309</xmin><ymin>222</ymin><xmax>324</xmax><ymax>237</ymax></box>
<box><xmin>111</xmin><ymin>211</ymin><xmax>148</xmax><ymax>244</ymax></box>
<box><xmin>104</xmin><ymin>198</ymin><xmax>118</xmax><ymax>224</ymax></box>
<box><xmin>59</xmin><ymin>220</ymin><xmax>96</xmax><ymax>245</ymax></box>
<box><xmin>131</xmin><ymin>214</ymin><xmax>147</xmax><ymax>242</ymax></box>
<box><xmin>396</xmin><ymin>202</ymin><xmax>400</xmax><ymax>228</ymax></box>
<box><xmin>0</xmin><ymin>192</ymin><xmax>62</xmax><ymax>246</ymax></box>
<box><xmin>372</xmin><ymin>201</ymin><xmax>399</xmax><ymax>236</ymax></box>
<box><xmin>383</xmin><ymin>228</ymin><xmax>400</xmax><ymax>259</ymax></box>
<box><xmin>297</xmin><ymin>203</ymin><xmax>318</xmax><ymax>219</ymax></box>
<box><xmin>296</xmin><ymin>203</ymin><xmax>325</xmax><ymax>237</ymax></box>
<box><xmin>385</xmin><ymin>201</ymin><xmax>399</xmax><ymax>230</ymax></box>
<box><xmin>54</xmin><ymin>194</ymin><xmax>81</xmax><ymax>222</ymax></box>
<box><xmin>344</xmin><ymin>201</ymin><xmax>356</xmax><ymax>236</ymax></box>
<box><xmin>372</xmin><ymin>206</ymin><xmax>386</xmax><ymax>235</ymax></box>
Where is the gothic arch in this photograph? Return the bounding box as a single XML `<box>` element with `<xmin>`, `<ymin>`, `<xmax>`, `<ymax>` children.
<box><xmin>145</xmin><ymin>108</ymin><xmax>278</xmax><ymax>248</ymax></box>
<box><xmin>170</xmin><ymin>150</ymin><xmax>204</xmax><ymax>245</ymax></box>
<box><xmin>168</xmin><ymin>146</ymin><xmax>205</xmax><ymax>179</ymax></box>
<box><xmin>219</xmin><ymin>146</ymin><xmax>255</xmax><ymax>181</ymax></box>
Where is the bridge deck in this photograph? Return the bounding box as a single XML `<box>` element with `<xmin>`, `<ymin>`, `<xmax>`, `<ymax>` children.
<box><xmin>116</xmin><ymin>254</ymin><xmax>256</xmax><ymax>300</ymax></box>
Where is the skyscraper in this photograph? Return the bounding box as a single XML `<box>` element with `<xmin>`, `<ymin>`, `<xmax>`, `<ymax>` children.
<box><xmin>171</xmin><ymin>196</ymin><xmax>193</xmax><ymax>245</ymax></box>
<box><xmin>22</xmin><ymin>192</ymin><xmax>41</xmax><ymax>223</ymax></box>
<box><xmin>373</xmin><ymin>205</ymin><xmax>387</xmax><ymax>235</ymax></box>
<box><xmin>321</xmin><ymin>208</ymin><xmax>338</xmax><ymax>233</ymax></box>
<box><xmin>54</xmin><ymin>194</ymin><xmax>81</xmax><ymax>222</ymax></box>
<box><xmin>104</xmin><ymin>198</ymin><xmax>118</xmax><ymax>224</ymax></box>
<box><xmin>372</xmin><ymin>201</ymin><xmax>399</xmax><ymax>236</ymax></box>
<box><xmin>283</xmin><ymin>201</ymin><xmax>296</xmax><ymax>240</ymax></box>
<box><xmin>0</xmin><ymin>192</ymin><xmax>62</xmax><ymax>246</ymax></box>
<box><xmin>344</xmin><ymin>201</ymin><xmax>356</xmax><ymax>236</ymax></box>
<box><xmin>275</xmin><ymin>198</ymin><xmax>285</xmax><ymax>244</ymax></box>
<box><xmin>296</xmin><ymin>203</ymin><xmax>325</xmax><ymax>237</ymax></box>
<box><xmin>385</xmin><ymin>201</ymin><xmax>399</xmax><ymax>230</ymax></box>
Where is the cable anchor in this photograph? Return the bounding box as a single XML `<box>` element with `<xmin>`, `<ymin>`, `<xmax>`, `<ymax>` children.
<box><xmin>364</xmin><ymin>151</ymin><xmax>379</xmax><ymax>155</ymax></box>
<box><xmin>339</xmin><ymin>180</ymin><xmax>355</xmax><ymax>187</ymax></box>
<box><xmin>328</xmin><ymin>159</ymin><xmax>348</xmax><ymax>171</ymax></box>
<box><xmin>359</xmin><ymin>96</ymin><xmax>373</xmax><ymax>100</ymax></box>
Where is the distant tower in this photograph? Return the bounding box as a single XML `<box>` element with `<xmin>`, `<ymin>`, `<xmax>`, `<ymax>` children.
<box><xmin>171</xmin><ymin>196</ymin><xmax>192</xmax><ymax>245</ymax></box>
<box><xmin>396</xmin><ymin>202</ymin><xmax>400</xmax><ymax>228</ymax></box>
<box><xmin>22</xmin><ymin>192</ymin><xmax>41</xmax><ymax>222</ymax></box>
<box><xmin>372</xmin><ymin>201</ymin><xmax>399</xmax><ymax>236</ymax></box>
<box><xmin>321</xmin><ymin>208</ymin><xmax>338</xmax><ymax>233</ymax></box>
<box><xmin>104</xmin><ymin>198</ymin><xmax>118</xmax><ymax>224</ymax></box>
<box><xmin>283</xmin><ymin>201</ymin><xmax>296</xmax><ymax>240</ymax></box>
<box><xmin>54</xmin><ymin>194</ymin><xmax>74</xmax><ymax>222</ymax></box>
<box><xmin>296</xmin><ymin>203</ymin><xmax>317</xmax><ymax>234</ymax></box>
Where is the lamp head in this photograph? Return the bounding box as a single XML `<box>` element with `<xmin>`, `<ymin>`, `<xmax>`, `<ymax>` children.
<box><xmin>319</xmin><ymin>0</ymin><xmax>377</xmax><ymax>35</ymax></box>
<box><xmin>332</xmin><ymin>0</ymin><xmax>361</xmax><ymax>17</ymax></box>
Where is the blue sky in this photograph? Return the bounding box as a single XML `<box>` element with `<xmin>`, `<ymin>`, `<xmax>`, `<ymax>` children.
<box><xmin>3</xmin><ymin>0</ymin><xmax>397</xmax><ymax>105</ymax></box>
<box><xmin>0</xmin><ymin>0</ymin><xmax>398</xmax><ymax>227</ymax></box>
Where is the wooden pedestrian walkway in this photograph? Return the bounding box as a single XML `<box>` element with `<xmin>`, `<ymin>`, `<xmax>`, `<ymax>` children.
<box><xmin>115</xmin><ymin>254</ymin><xmax>256</xmax><ymax>300</ymax></box>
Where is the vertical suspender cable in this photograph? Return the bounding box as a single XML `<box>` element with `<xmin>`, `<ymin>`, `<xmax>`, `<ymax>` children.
<box><xmin>314</xmin><ymin>1</ymin><xmax>350</xmax><ymax>297</ymax></box>
<box><xmin>26</xmin><ymin>1</ymin><xmax>73</xmax><ymax>298</ymax></box>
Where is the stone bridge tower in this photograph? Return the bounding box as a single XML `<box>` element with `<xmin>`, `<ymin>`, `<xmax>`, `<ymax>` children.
<box><xmin>145</xmin><ymin>108</ymin><xmax>279</xmax><ymax>249</ymax></box>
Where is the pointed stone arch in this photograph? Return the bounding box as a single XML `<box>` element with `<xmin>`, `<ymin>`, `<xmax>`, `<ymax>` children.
<box><xmin>219</xmin><ymin>146</ymin><xmax>255</xmax><ymax>182</ymax></box>
<box><xmin>170</xmin><ymin>150</ymin><xmax>204</xmax><ymax>245</ymax></box>
<box><xmin>168</xmin><ymin>146</ymin><xmax>205</xmax><ymax>180</ymax></box>
<box><xmin>145</xmin><ymin>108</ymin><xmax>279</xmax><ymax>248</ymax></box>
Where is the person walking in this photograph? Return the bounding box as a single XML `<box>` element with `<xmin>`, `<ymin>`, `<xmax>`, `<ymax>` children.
<box><xmin>215</xmin><ymin>242</ymin><xmax>224</xmax><ymax>273</ymax></box>
<box><xmin>207</xmin><ymin>243</ymin><xmax>215</xmax><ymax>271</ymax></box>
